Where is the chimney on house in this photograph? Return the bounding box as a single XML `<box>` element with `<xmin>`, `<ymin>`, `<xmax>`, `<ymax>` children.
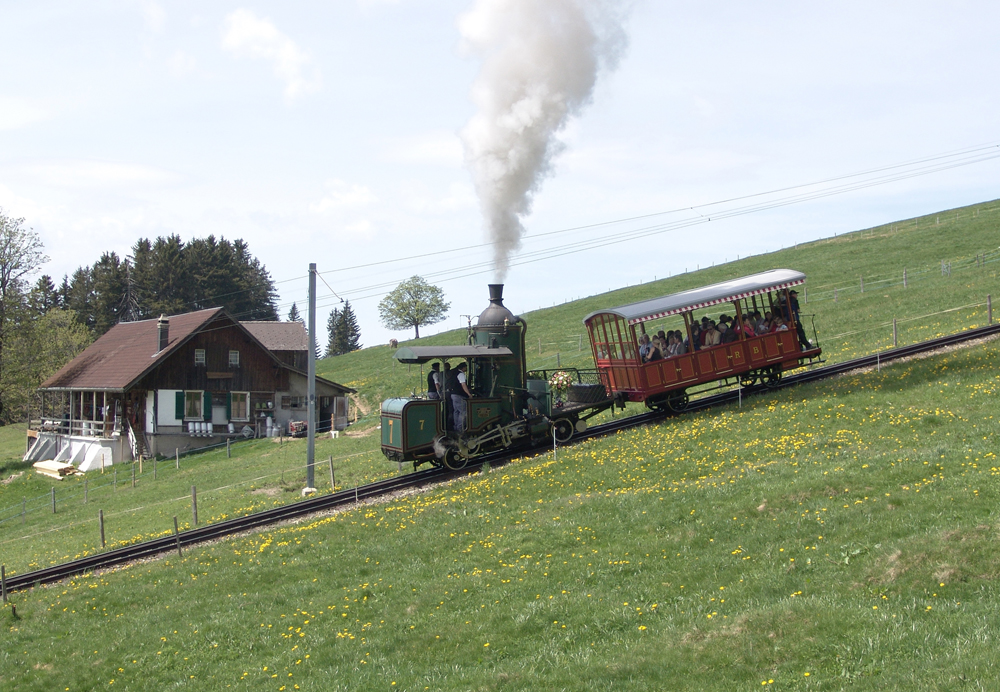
<box><xmin>157</xmin><ymin>315</ymin><xmax>169</xmax><ymax>352</ymax></box>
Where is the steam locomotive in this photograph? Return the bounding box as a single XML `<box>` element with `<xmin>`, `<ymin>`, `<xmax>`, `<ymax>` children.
<box><xmin>380</xmin><ymin>284</ymin><xmax>615</xmax><ymax>469</ymax></box>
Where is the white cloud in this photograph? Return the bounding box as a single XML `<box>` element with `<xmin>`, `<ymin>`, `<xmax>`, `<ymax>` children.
<box><xmin>380</xmin><ymin>131</ymin><xmax>464</xmax><ymax>167</ymax></box>
<box><xmin>21</xmin><ymin>160</ymin><xmax>180</xmax><ymax>189</ymax></box>
<box><xmin>221</xmin><ymin>9</ymin><xmax>321</xmax><ymax>99</ymax></box>
<box><xmin>402</xmin><ymin>181</ymin><xmax>476</xmax><ymax>214</ymax></box>
<box><xmin>140</xmin><ymin>0</ymin><xmax>166</xmax><ymax>32</ymax></box>
<box><xmin>310</xmin><ymin>179</ymin><xmax>378</xmax><ymax>213</ymax></box>
<box><xmin>167</xmin><ymin>50</ymin><xmax>197</xmax><ymax>77</ymax></box>
<box><xmin>0</xmin><ymin>97</ymin><xmax>50</xmax><ymax>131</ymax></box>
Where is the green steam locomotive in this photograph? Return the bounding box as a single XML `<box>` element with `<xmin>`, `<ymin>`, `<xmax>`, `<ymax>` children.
<box><xmin>380</xmin><ymin>284</ymin><xmax>614</xmax><ymax>469</ymax></box>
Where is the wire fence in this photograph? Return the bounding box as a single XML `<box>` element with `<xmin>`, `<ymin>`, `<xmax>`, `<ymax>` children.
<box><xmin>0</xmin><ymin>442</ymin><xmax>379</xmax><ymax>538</ymax></box>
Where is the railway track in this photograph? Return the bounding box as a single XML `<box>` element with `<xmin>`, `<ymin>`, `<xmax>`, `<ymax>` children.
<box><xmin>5</xmin><ymin>322</ymin><xmax>999</xmax><ymax>595</ymax></box>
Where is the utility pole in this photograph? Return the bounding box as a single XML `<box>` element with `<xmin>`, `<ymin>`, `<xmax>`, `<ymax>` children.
<box><xmin>306</xmin><ymin>263</ymin><xmax>317</xmax><ymax>493</ymax></box>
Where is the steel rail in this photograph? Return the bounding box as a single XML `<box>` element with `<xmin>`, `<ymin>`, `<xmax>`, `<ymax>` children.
<box><xmin>6</xmin><ymin>322</ymin><xmax>999</xmax><ymax>594</ymax></box>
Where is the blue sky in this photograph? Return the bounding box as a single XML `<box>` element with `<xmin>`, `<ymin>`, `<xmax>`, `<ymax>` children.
<box><xmin>2</xmin><ymin>1</ymin><xmax>998</xmax><ymax>346</ymax></box>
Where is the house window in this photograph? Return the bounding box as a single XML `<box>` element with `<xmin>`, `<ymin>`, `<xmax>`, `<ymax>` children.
<box><xmin>184</xmin><ymin>391</ymin><xmax>203</xmax><ymax>420</ymax></box>
<box><xmin>229</xmin><ymin>350</ymin><xmax>240</xmax><ymax>367</ymax></box>
<box><xmin>231</xmin><ymin>392</ymin><xmax>249</xmax><ymax>421</ymax></box>
<box><xmin>194</xmin><ymin>349</ymin><xmax>206</xmax><ymax>365</ymax></box>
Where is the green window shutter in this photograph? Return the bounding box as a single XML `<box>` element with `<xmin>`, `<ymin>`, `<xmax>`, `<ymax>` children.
<box><xmin>175</xmin><ymin>391</ymin><xmax>184</xmax><ymax>420</ymax></box>
<box><xmin>226</xmin><ymin>392</ymin><xmax>232</xmax><ymax>420</ymax></box>
<box><xmin>203</xmin><ymin>391</ymin><xmax>212</xmax><ymax>421</ymax></box>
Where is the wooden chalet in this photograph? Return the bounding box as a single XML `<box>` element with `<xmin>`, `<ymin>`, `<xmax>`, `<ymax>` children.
<box><xmin>26</xmin><ymin>309</ymin><xmax>354</xmax><ymax>471</ymax></box>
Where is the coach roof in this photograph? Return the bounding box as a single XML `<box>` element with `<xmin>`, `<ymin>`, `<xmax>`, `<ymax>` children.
<box><xmin>583</xmin><ymin>269</ymin><xmax>807</xmax><ymax>325</ymax></box>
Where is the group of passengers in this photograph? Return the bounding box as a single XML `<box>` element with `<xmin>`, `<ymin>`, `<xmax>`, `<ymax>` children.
<box><xmin>426</xmin><ymin>361</ymin><xmax>473</xmax><ymax>430</ymax></box>
<box><xmin>640</xmin><ymin>298</ymin><xmax>807</xmax><ymax>363</ymax></box>
<box><xmin>638</xmin><ymin>330</ymin><xmax>687</xmax><ymax>363</ymax></box>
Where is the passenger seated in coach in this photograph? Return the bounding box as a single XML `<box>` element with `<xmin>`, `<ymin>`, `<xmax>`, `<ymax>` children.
<box><xmin>756</xmin><ymin>311</ymin><xmax>774</xmax><ymax>335</ymax></box>
<box><xmin>772</xmin><ymin>316</ymin><xmax>789</xmax><ymax>332</ymax></box>
<box><xmin>643</xmin><ymin>335</ymin><xmax>663</xmax><ymax>362</ymax></box>
<box><xmin>638</xmin><ymin>333</ymin><xmax>651</xmax><ymax>361</ymax></box>
<box><xmin>688</xmin><ymin>322</ymin><xmax>700</xmax><ymax>351</ymax></box>
<box><xmin>699</xmin><ymin>317</ymin><xmax>713</xmax><ymax>347</ymax></box>
<box><xmin>703</xmin><ymin>320</ymin><xmax>721</xmax><ymax>347</ymax></box>
<box><xmin>719</xmin><ymin>317</ymin><xmax>738</xmax><ymax>344</ymax></box>
<box><xmin>741</xmin><ymin>314</ymin><xmax>756</xmax><ymax>338</ymax></box>
<box><xmin>674</xmin><ymin>330</ymin><xmax>688</xmax><ymax>354</ymax></box>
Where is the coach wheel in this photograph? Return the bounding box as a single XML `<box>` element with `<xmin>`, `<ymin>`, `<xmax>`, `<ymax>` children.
<box><xmin>764</xmin><ymin>367</ymin><xmax>783</xmax><ymax>389</ymax></box>
<box><xmin>740</xmin><ymin>372</ymin><xmax>758</xmax><ymax>388</ymax></box>
<box><xmin>553</xmin><ymin>419</ymin><xmax>575</xmax><ymax>443</ymax></box>
<box><xmin>667</xmin><ymin>391</ymin><xmax>689</xmax><ymax>413</ymax></box>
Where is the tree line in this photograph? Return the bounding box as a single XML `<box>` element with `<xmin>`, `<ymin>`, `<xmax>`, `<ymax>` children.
<box><xmin>35</xmin><ymin>233</ymin><xmax>280</xmax><ymax>335</ymax></box>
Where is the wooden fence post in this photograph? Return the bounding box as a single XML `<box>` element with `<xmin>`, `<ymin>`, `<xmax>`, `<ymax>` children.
<box><xmin>99</xmin><ymin>509</ymin><xmax>106</xmax><ymax>549</ymax></box>
<box><xmin>988</xmin><ymin>295</ymin><xmax>993</xmax><ymax>325</ymax></box>
<box><xmin>191</xmin><ymin>486</ymin><xmax>198</xmax><ymax>526</ymax></box>
<box><xmin>903</xmin><ymin>268</ymin><xmax>907</xmax><ymax>288</ymax></box>
<box><xmin>173</xmin><ymin>517</ymin><xmax>182</xmax><ymax>557</ymax></box>
<box><xmin>51</xmin><ymin>487</ymin><xmax>56</xmax><ymax>514</ymax></box>
<box><xmin>131</xmin><ymin>462</ymin><xmax>136</xmax><ymax>488</ymax></box>
<box><xmin>893</xmin><ymin>318</ymin><xmax>897</xmax><ymax>348</ymax></box>
<box><xmin>329</xmin><ymin>457</ymin><xmax>335</xmax><ymax>491</ymax></box>
<box><xmin>1</xmin><ymin>565</ymin><xmax>6</xmax><ymax>603</ymax></box>
<box><xmin>175</xmin><ymin>448</ymin><xmax>179</xmax><ymax>470</ymax></box>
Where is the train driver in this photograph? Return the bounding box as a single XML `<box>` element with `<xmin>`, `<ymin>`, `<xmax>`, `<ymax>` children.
<box><xmin>427</xmin><ymin>362</ymin><xmax>442</xmax><ymax>399</ymax></box>
<box><xmin>452</xmin><ymin>362</ymin><xmax>472</xmax><ymax>431</ymax></box>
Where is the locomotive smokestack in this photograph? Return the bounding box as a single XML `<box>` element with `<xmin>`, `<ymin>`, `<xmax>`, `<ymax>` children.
<box><xmin>488</xmin><ymin>283</ymin><xmax>504</xmax><ymax>306</ymax></box>
<box><xmin>478</xmin><ymin>283</ymin><xmax>516</xmax><ymax>328</ymax></box>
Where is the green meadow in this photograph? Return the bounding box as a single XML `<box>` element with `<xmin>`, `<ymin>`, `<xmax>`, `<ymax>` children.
<box><xmin>2</xmin><ymin>198</ymin><xmax>1000</xmax><ymax>690</ymax></box>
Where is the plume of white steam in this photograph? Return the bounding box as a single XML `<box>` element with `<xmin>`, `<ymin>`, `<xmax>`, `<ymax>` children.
<box><xmin>459</xmin><ymin>0</ymin><xmax>629</xmax><ymax>280</ymax></box>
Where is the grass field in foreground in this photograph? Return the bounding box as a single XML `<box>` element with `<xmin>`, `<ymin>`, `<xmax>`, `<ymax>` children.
<box><xmin>3</xmin><ymin>335</ymin><xmax>1000</xmax><ymax>691</ymax></box>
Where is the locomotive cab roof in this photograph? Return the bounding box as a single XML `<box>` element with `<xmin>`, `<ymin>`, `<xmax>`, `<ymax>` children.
<box><xmin>583</xmin><ymin>269</ymin><xmax>807</xmax><ymax>325</ymax></box>
<box><xmin>392</xmin><ymin>345</ymin><xmax>514</xmax><ymax>364</ymax></box>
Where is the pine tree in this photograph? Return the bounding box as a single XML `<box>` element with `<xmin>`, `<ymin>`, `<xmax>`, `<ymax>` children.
<box><xmin>28</xmin><ymin>275</ymin><xmax>60</xmax><ymax>316</ymax></box>
<box><xmin>288</xmin><ymin>303</ymin><xmax>302</xmax><ymax>323</ymax></box>
<box><xmin>336</xmin><ymin>300</ymin><xmax>362</xmax><ymax>354</ymax></box>
<box><xmin>326</xmin><ymin>306</ymin><xmax>341</xmax><ymax>357</ymax></box>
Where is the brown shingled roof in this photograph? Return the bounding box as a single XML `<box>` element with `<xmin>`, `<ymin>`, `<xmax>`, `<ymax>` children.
<box><xmin>241</xmin><ymin>321</ymin><xmax>308</xmax><ymax>352</ymax></box>
<box><xmin>41</xmin><ymin>308</ymin><xmax>224</xmax><ymax>391</ymax></box>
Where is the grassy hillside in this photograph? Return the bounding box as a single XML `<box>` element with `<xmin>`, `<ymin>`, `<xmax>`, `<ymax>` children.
<box><xmin>3</xmin><ymin>198</ymin><xmax>1000</xmax><ymax>690</ymax></box>
<box><xmin>320</xmin><ymin>199</ymin><xmax>1000</xmax><ymax>407</ymax></box>
<box><xmin>4</xmin><ymin>323</ymin><xmax>1000</xmax><ymax>690</ymax></box>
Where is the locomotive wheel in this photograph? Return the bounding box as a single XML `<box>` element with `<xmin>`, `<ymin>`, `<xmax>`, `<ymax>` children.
<box><xmin>666</xmin><ymin>391</ymin><xmax>689</xmax><ymax>413</ymax></box>
<box><xmin>553</xmin><ymin>419</ymin><xmax>575</xmax><ymax>443</ymax></box>
<box><xmin>442</xmin><ymin>445</ymin><xmax>468</xmax><ymax>471</ymax></box>
<box><xmin>740</xmin><ymin>372</ymin><xmax>759</xmax><ymax>388</ymax></box>
<box><xmin>763</xmin><ymin>367</ymin><xmax>783</xmax><ymax>389</ymax></box>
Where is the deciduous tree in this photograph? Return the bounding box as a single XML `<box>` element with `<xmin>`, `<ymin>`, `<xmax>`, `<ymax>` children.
<box><xmin>377</xmin><ymin>276</ymin><xmax>449</xmax><ymax>339</ymax></box>
<box><xmin>0</xmin><ymin>209</ymin><xmax>48</xmax><ymax>420</ymax></box>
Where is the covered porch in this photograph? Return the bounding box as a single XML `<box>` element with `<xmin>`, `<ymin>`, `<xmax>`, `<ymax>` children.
<box><xmin>25</xmin><ymin>388</ymin><xmax>147</xmax><ymax>470</ymax></box>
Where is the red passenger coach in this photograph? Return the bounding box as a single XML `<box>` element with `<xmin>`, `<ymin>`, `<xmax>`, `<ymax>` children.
<box><xmin>583</xmin><ymin>269</ymin><xmax>822</xmax><ymax>412</ymax></box>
